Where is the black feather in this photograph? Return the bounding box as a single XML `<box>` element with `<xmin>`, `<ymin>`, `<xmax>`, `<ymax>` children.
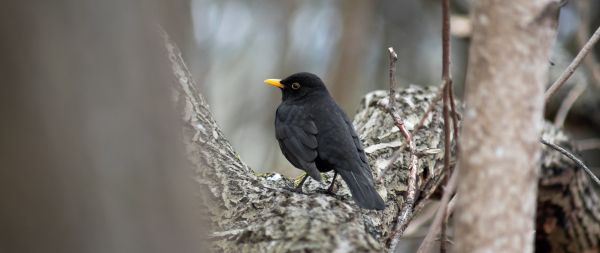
<box><xmin>270</xmin><ymin>72</ymin><xmax>385</xmax><ymax>210</ymax></box>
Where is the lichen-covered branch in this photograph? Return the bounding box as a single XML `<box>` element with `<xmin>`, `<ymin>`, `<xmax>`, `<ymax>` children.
<box><xmin>537</xmin><ymin>125</ymin><xmax>600</xmax><ymax>252</ymax></box>
<box><xmin>163</xmin><ymin>32</ymin><xmax>600</xmax><ymax>252</ymax></box>
<box><xmin>163</xmin><ymin>31</ymin><xmax>447</xmax><ymax>252</ymax></box>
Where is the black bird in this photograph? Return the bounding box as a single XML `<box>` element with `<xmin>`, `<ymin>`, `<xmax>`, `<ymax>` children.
<box><xmin>264</xmin><ymin>72</ymin><xmax>385</xmax><ymax>210</ymax></box>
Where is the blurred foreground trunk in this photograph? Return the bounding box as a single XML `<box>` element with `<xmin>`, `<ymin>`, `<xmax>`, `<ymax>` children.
<box><xmin>455</xmin><ymin>0</ymin><xmax>563</xmax><ymax>252</ymax></box>
<box><xmin>0</xmin><ymin>1</ymin><xmax>203</xmax><ymax>253</ymax></box>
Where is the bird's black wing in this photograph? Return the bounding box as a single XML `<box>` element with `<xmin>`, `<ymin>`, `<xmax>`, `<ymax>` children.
<box><xmin>335</xmin><ymin>110</ymin><xmax>385</xmax><ymax>210</ymax></box>
<box><xmin>275</xmin><ymin>105</ymin><xmax>321</xmax><ymax>181</ymax></box>
<box><xmin>343</xmin><ymin>116</ymin><xmax>369</xmax><ymax>166</ymax></box>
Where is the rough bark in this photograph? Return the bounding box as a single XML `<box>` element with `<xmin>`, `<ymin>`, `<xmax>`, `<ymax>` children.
<box><xmin>166</xmin><ymin>32</ymin><xmax>447</xmax><ymax>251</ymax></box>
<box><xmin>454</xmin><ymin>0</ymin><xmax>559</xmax><ymax>252</ymax></box>
<box><xmin>537</xmin><ymin>126</ymin><xmax>600</xmax><ymax>253</ymax></box>
<box><xmin>165</xmin><ymin>32</ymin><xmax>600</xmax><ymax>252</ymax></box>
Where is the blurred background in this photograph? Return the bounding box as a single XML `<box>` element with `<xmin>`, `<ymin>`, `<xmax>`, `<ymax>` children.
<box><xmin>1</xmin><ymin>0</ymin><xmax>599</xmax><ymax>252</ymax></box>
<box><xmin>186</xmin><ymin>0</ymin><xmax>600</xmax><ymax>178</ymax></box>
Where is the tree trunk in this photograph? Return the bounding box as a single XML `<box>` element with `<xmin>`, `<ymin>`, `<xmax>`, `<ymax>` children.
<box><xmin>454</xmin><ymin>0</ymin><xmax>559</xmax><ymax>252</ymax></box>
<box><xmin>0</xmin><ymin>2</ymin><xmax>203</xmax><ymax>253</ymax></box>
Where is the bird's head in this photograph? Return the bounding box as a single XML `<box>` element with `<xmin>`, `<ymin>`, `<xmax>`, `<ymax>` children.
<box><xmin>264</xmin><ymin>72</ymin><xmax>327</xmax><ymax>100</ymax></box>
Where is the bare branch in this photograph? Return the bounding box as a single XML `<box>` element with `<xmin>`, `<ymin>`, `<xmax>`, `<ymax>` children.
<box><xmin>553</xmin><ymin>82</ymin><xmax>586</xmax><ymax>127</ymax></box>
<box><xmin>416</xmin><ymin>168</ymin><xmax>458</xmax><ymax>253</ymax></box>
<box><xmin>442</xmin><ymin>88</ymin><xmax>452</xmax><ymax>176</ymax></box>
<box><xmin>575</xmin><ymin>0</ymin><xmax>600</xmax><ymax>89</ymax></box>
<box><xmin>441</xmin><ymin>0</ymin><xmax>451</xmax><ymax>80</ymax></box>
<box><xmin>383</xmin><ymin>47</ymin><xmax>420</xmax><ymax>252</ymax></box>
<box><xmin>388</xmin><ymin>47</ymin><xmax>399</xmax><ymax>110</ymax></box>
<box><xmin>541</xmin><ymin>139</ymin><xmax>600</xmax><ymax>186</ymax></box>
<box><xmin>440</xmin><ymin>195</ymin><xmax>449</xmax><ymax>253</ymax></box>
<box><xmin>440</xmin><ymin>0</ymin><xmax>457</xmax><ymax>250</ymax></box>
<box><xmin>448</xmin><ymin>80</ymin><xmax>460</xmax><ymax>142</ymax></box>
<box><xmin>545</xmin><ymin>25</ymin><xmax>600</xmax><ymax>101</ymax></box>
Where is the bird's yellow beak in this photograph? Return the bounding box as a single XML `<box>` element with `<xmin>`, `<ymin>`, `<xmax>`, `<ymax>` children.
<box><xmin>264</xmin><ymin>79</ymin><xmax>284</xmax><ymax>88</ymax></box>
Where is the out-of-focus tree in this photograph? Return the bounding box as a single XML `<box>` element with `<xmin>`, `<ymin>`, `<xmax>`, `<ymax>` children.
<box><xmin>455</xmin><ymin>0</ymin><xmax>559</xmax><ymax>251</ymax></box>
<box><xmin>0</xmin><ymin>1</ymin><xmax>205</xmax><ymax>252</ymax></box>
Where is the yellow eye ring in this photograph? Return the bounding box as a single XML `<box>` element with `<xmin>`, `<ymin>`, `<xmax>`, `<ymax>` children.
<box><xmin>291</xmin><ymin>82</ymin><xmax>301</xmax><ymax>90</ymax></box>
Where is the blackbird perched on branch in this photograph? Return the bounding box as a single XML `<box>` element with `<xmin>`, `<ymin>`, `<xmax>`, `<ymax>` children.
<box><xmin>264</xmin><ymin>72</ymin><xmax>385</xmax><ymax>210</ymax></box>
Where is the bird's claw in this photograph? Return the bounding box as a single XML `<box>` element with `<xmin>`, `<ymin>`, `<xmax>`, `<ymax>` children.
<box><xmin>315</xmin><ymin>187</ymin><xmax>336</xmax><ymax>196</ymax></box>
<box><xmin>284</xmin><ymin>186</ymin><xmax>304</xmax><ymax>194</ymax></box>
<box><xmin>325</xmin><ymin>189</ymin><xmax>336</xmax><ymax>196</ymax></box>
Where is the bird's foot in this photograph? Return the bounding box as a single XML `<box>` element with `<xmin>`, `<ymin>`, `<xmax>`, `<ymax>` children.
<box><xmin>284</xmin><ymin>186</ymin><xmax>304</xmax><ymax>194</ymax></box>
<box><xmin>316</xmin><ymin>187</ymin><xmax>336</xmax><ymax>196</ymax></box>
<box><xmin>326</xmin><ymin>185</ymin><xmax>337</xmax><ymax>195</ymax></box>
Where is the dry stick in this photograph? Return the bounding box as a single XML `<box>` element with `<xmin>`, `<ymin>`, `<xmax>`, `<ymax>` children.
<box><xmin>545</xmin><ymin>25</ymin><xmax>600</xmax><ymax>101</ymax></box>
<box><xmin>440</xmin><ymin>205</ymin><xmax>448</xmax><ymax>253</ymax></box>
<box><xmin>445</xmin><ymin>194</ymin><xmax>457</xmax><ymax>222</ymax></box>
<box><xmin>416</xmin><ymin>167</ymin><xmax>458</xmax><ymax>253</ymax></box>
<box><xmin>441</xmin><ymin>93</ymin><xmax>452</xmax><ymax>176</ymax></box>
<box><xmin>385</xmin><ymin>47</ymin><xmax>419</xmax><ymax>252</ymax></box>
<box><xmin>441</xmin><ymin>195</ymin><xmax>457</xmax><ymax>248</ymax></box>
<box><xmin>553</xmin><ymin>82</ymin><xmax>586</xmax><ymax>128</ymax></box>
<box><xmin>375</xmin><ymin>48</ymin><xmax>407</xmax><ymax>183</ymax></box>
<box><xmin>389</xmin><ymin>47</ymin><xmax>398</xmax><ymax>110</ymax></box>
<box><xmin>439</xmin><ymin>0</ymin><xmax>455</xmax><ymax>251</ymax></box>
<box><xmin>448</xmin><ymin>80</ymin><xmax>460</xmax><ymax>141</ymax></box>
<box><xmin>376</xmin><ymin>47</ymin><xmax>404</xmax><ymax>184</ymax></box>
<box><xmin>541</xmin><ymin>139</ymin><xmax>600</xmax><ymax>186</ymax></box>
<box><xmin>576</xmin><ymin>0</ymin><xmax>600</xmax><ymax>89</ymax></box>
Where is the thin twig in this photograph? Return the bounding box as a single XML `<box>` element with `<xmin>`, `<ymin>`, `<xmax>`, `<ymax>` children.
<box><xmin>416</xmin><ymin>167</ymin><xmax>458</xmax><ymax>253</ymax></box>
<box><xmin>541</xmin><ymin>139</ymin><xmax>600</xmax><ymax>186</ymax></box>
<box><xmin>575</xmin><ymin>0</ymin><xmax>600</xmax><ymax>89</ymax></box>
<box><xmin>381</xmin><ymin>48</ymin><xmax>411</xmax><ymax>144</ymax></box>
<box><xmin>441</xmin><ymin>0</ymin><xmax>450</xmax><ymax>80</ymax></box>
<box><xmin>448</xmin><ymin>79</ymin><xmax>460</xmax><ymax>142</ymax></box>
<box><xmin>440</xmin><ymin>204</ymin><xmax>448</xmax><ymax>253</ymax></box>
<box><xmin>553</xmin><ymin>82</ymin><xmax>586</xmax><ymax>128</ymax></box>
<box><xmin>445</xmin><ymin>194</ymin><xmax>456</xmax><ymax>221</ymax></box>
<box><xmin>384</xmin><ymin>47</ymin><xmax>419</xmax><ymax>252</ymax></box>
<box><xmin>441</xmin><ymin>87</ymin><xmax>452</xmax><ymax>178</ymax></box>
<box><xmin>389</xmin><ymin>47</ymin><xmax>398</xmax><ymax>110</ymax></box>
<box><xmin>545</xmin><ymin>25</ymin><xmax>600</xmax><ymax>101</ymax></box>
<box><xmin>440</xmin><ymin>1</ymin><xmax>455</xmax><ymax>251</ymax></box>
<box><xmin>441</xmin><ymin>195</ymin><xmax>457</xmax><ymax>252</ymax></box>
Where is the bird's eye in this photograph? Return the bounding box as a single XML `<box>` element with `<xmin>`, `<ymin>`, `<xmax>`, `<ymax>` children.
<box><xmin>291</xmin><ymin>82</ymin><xmax>301</xmax><ymax>90</ymax></box>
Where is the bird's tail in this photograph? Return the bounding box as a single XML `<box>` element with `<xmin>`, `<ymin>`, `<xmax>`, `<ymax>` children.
<box><xmin>337</xmin><ymin>169</ymin><xmax>385</xmax><ymax>210</ymax></box>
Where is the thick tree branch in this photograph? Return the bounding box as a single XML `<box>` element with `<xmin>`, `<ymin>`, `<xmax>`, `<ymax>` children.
<box><xmin>162</xmin><ymin>30</ymin><xmax>600</xmax><ymax>252</ymax></box>
<box><xmin>164</xmin><ymin>31</ymin><xmax>447</xmax><ymax>252</ymax></box>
